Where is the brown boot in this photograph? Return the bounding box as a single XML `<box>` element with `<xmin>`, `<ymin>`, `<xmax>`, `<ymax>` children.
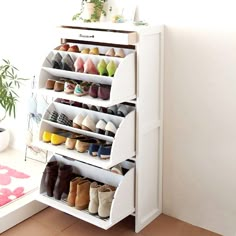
<box><xmin>44</xmin><ymin>161</ymin><xmax>58</xmax><ymax>197</ymax></box>
<box><xmin>67</xmin><ymin>177</ymin><xmax>85</xmax><ymax>207</ymax></box>
<box><xmin>75</xmin><ymin>179</ymin><xmax>91</xmax><ymax>210</ymax></box>
<box><xmin>53</xmin><ymin>164</ymin><xmax>73</xmax><ymax>200</ymax></box>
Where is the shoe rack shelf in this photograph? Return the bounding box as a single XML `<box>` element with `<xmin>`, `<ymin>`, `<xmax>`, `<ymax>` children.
<box><xmin>37</xmin><ymin>101</ymin><xmax>135</xmax><ymax>169</ymax></box>
<box><xmin>36</xmin><ymin>23</ymin><xmax>164</xmax><ymax>233</ymax></box>
<box><xmin>38</xmin><ymin>45</ymin><xmax>136</xmax><ymax>107</ymax></box>
<box><xmin>36</xmin><ymin>154</ymin><xmax>135</xmax><ymax>230</ymax></box>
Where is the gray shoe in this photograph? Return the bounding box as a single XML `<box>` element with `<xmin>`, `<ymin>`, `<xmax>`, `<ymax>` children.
<box><xmin>61</xmin><ymin>54</ymin><xmax>75</xmax><ymax>71</ymax></box>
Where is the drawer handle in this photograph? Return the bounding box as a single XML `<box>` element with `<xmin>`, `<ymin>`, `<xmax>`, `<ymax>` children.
<box><xmin>79</xmin><ymin>33</ymin><xmax>95</xmax><ymax>38</ymax></box>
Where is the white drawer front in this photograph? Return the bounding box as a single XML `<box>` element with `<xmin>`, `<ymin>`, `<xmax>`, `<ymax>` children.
<box><xmin>58</xmin><ymin>28</ymin><xmax>137</xmax><ymax>45</ymax></box>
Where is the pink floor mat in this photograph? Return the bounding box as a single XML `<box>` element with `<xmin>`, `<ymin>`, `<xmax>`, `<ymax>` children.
<box><xmin>0</xmin><ymin>165</ymin><xmax>37</xmax><ymax>207</ymax></box>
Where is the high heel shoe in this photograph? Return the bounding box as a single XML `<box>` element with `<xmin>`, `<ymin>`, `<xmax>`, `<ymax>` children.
<box><xmin>84</xmin><ymin>58</ymin><xmax>98</xmax><ymax>74</ymax></box>
<box><xmin>52</xmin><ymin>52</ymin><xmax>62</xmax><ymax>69</ymax></box>
<box><xmin>74</xmin><ymin>57</ymin><xmax>84</xmax><ymax>72</ymax></box>
<box><xmin>105</xmin><ymin>48</ymin><xmax>115</xmax><ymax>57</ymax></box>
<box><xmin>61</xmin><ymin>54</ymin><xmax>75</xmax><ymax>71</ymax></box>
<box><xmin>115</xmin><ymin>48</ymin><xmax>125</xmax><ymax>58</ymax></box>
<box><xmin>106</xmin><ymin>60</ymin><xmax>117</xmax><ymax>77</ymax></box>
<box><xmin>97</xmin><ymin>59</ymin><xmax>108</xmax><ymax>76</ymax></box>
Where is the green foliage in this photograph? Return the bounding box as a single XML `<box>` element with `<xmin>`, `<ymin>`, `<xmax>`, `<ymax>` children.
<box><xmin>72</xmin><ymin>0</ymin><xmax>107</xmax><ymax>22</ymax></box>
<box><xmin>0</xmin><ymin>59</ymin><xmax>27</xmax><ymax>121</ymax></box>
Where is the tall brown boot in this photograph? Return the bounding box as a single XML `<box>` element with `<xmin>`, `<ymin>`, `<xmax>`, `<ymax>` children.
<box><xmin>53</xmin><ymin>164</ymin><xmax>73</xmax><ymax>200</ymax></box>
<box><xmin>67</xmin><ymin>177</ymin><xmax>85</xmax><ymax>206</ymax></box>
<box><xmin>75</xmin><ymin>180</ymin><xmax>91</xmax><ymax>210</ymax></box>
<box><xmin>44</xmin><ymin>161</ymin><xmax>58</xmax><ymax>197</ymax></box>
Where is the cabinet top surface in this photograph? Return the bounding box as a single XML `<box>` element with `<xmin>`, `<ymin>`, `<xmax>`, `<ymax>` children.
<box><xmin>59</xmin><ymin>21</ymin><xmax>163</xmax><ymax>33</ymax></box>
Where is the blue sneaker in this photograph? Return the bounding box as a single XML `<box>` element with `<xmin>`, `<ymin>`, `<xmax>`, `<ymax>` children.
<box><xmin>88</xmin><ymin>143</ymin><xmax>100</xmax><ymax>157</ymax></box>
<box><xmin>98</xmin><ymin>143</ymin><xmax>112</xmax><ymax>159</ymax></box>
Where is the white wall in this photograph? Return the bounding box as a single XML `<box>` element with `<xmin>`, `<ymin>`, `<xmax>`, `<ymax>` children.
<box><xmin>1</xmin><ymin>0</ymin><xmax>236</xmax><ymax>235</ymax></box>
<box><xmin>136</xmin><ymin>0</ymin><xmax>236</xmax><ymax>235</ymax></box>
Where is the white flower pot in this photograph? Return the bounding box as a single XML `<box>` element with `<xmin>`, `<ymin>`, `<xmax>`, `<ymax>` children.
<box><xmin>0</xmin><ymin>128</ymin><xmax>10</xmax><ymax>152</ymax></box>
<box><xmin>83</xmin><ymin>2</ymin><xmax>103</xmax><ymax>22</ymax></box>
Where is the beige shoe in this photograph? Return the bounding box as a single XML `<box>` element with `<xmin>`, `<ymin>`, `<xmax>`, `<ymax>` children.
<box><xmin>75</xmin><ymin>179</ymin><xmax>91</xmax><ymax>210</ymax></box>
<box><xmin>65</xmin><ymin>137</ymin><xmax>77</xmax><ymax>150</ymax></box>
<box><xmin>115</xmin><ymin>48</ymin><xmax>125</xmax><ymax>58</ymax></box>
<box><xmin>88</xmin><ymin>182</ymin><xmax>101</xmax><ymax>215</ymax></box>
<box><xmin>67</xmin><ymin>177</ymin><xmax>83</xmax><ymax>206</ymax></box>
<box><xmin>110</xmin><ymin>164</ymin><xmax>123</xmax><ymax>175</ymax></box>
<box><xmin>98</xmin><ymin>185</ymin><xmax>116</xmax><ymax>218</ymax></box>
<box><xmin>73</xmin><ymin>114</ymin><xmax>84</xmax><ymax>129</ymax></box>
<box><xmin>75</xmin><ymin>138</ymin><xmax>97</xmax><ymax>153</ymax></box>
<box><xmin>81</xmin><ymin>115</ymin><xmax>96</xmax><ymax>132</ymax></box>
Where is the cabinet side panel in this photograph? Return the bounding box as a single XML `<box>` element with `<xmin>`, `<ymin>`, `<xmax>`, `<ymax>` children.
<box><xmin>135</xmin><ymin>32</ymin><xmax>163</xmax><ymax>232</ymax></box>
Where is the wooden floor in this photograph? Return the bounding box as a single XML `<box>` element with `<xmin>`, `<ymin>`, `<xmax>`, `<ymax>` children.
<box><xmin>1</xmin><ymin>207</ymin><xmax>221</xmax><ymax>236</ymax></box>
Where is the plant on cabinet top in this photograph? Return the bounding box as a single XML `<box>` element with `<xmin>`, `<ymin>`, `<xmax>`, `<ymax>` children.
<box><xmin>72</xmin><ymin>0</ymin><xmax>107</xmax><ymax>22</ymax></box>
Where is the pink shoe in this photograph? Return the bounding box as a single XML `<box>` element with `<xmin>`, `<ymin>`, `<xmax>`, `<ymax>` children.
<box><xmin>84</xmin><ymin>58</ymin><xmax>98</xmax><ymax>75</ymax></box>
<box><xmin>74</xmin><ymin>57</ymin><xmax>84</xmax><ymax>73</ymax></box>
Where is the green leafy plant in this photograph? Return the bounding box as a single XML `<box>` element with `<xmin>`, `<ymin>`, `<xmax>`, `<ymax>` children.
<box><xmin>72</xmin><ymin>0</ymin><xmax>107</xmax><ymax>22</ymax></box>
<box><xmin>0</xmin><ymin>59</ymin><xmax>27</xmax><ymax>122</ymax></box>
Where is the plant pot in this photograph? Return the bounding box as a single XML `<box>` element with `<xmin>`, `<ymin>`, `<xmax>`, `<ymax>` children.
<box><xmin>0</xmin><ymin>128</ymin><xmax>10</xmax><ymax>152</ymax></box>
<box><xmin>84</xmin><ymin>2</ymin><xmax>103</xmax><ymax>22</ymax></box>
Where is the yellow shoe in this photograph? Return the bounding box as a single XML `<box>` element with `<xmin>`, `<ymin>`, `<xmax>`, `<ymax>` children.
<box><xmin>51</xmin><ymin>133</ymin><xmax>66</xmax><ymax>145</ymax></box>
<box><xmin>42</xmin><ymin>131</ymin><xmax>52</xmax><ymax>143</ymax></box>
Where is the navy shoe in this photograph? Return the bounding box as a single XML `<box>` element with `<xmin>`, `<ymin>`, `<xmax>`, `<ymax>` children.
<box><xmin>98</xmin><ymin>143</ymin><xmax>112</xmax><ymax>159</ymax></box>
<box><xmin>88</xmin><ymin>143</ymin><xmax>101</xmax><ymax>157</ymax></box>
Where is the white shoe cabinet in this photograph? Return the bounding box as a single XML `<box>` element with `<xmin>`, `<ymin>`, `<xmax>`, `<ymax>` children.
<box><xmin>36</xmin><ymin>22</ymin><xmax>164</xmax><ymax>233</ymax></box>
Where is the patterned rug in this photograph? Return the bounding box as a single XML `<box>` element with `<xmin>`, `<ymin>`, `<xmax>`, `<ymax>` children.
<box><xmin>0</xmin><ymin>165</ymin><xmax>37</xmax><ymax>207</ymax></box>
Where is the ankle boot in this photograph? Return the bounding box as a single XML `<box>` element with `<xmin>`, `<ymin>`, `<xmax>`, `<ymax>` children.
<box><xmin>75</xmin><ymin>179</ymin><xmax>91</xmax><ymax>210</ymax></box>
<box><xmin>98</xmin><ymin>185</ymin><xmax>116</xmax><ymax>218</ymax></box>
<box><xmin>44</xmin><ymin>161</ymin><xmax>59</xmax><ymax>197</ymax></box>
<box><xmin>88</xmin><ymin>182</ymin><xmax>101</xmax><ymax>215</ymax></box>
<box><xmin>53</xmin><ymin>164</ymin><xmax>73</xmax><ymax>200</ymax></box>
<box><xmin>67</xmin><ymin>177</ymin><xmax>85</xmax><ymax>206</ymax></box>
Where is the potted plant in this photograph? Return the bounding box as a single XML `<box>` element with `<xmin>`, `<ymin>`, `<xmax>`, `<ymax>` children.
<box><xmin>0</xmin><ymin>59</ymin><xmax>27</xmax><ymax>152</ymax></box>
<box><xmin>72</xmin><ymin>0</ymin><xmax>107</xmax><ymax>22</ymax></box>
